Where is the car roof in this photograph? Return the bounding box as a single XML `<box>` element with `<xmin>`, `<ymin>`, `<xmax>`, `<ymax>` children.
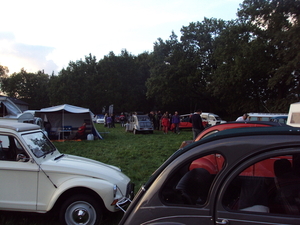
<box><xmin>210</xmin><ymin>120</ymin><xmax>286</xmax><ymax>127</ymax></box>
<box><xmin>195</xmin><ymin>121</ymin><xmax>287</xmax><ymax>141</ymax></box>
<box><xmin>0</xmin><ymin>121</ymin><xmax>40</xmax><ymax>132</ymax></box>
<box><xmin>197</xmin><ymin>126</ymin><xmax>297</xmax><ymax>143</ymax></box>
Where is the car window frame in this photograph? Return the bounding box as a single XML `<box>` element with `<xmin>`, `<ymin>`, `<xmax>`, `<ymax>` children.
<box><xmin>159</xmin><ymin>150</ymin><xmax>226</xmax><ymax>207</ymax></box>
<box><xmin>214</xmin><ymin>147</ymin><xmax>300</xmax><ymax>224</ymax></box>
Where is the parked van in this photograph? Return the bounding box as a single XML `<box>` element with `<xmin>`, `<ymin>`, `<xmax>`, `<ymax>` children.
<box><xmin>201</xmin><ymin>112</ymin><xmax>226</xmax><ymax>126</ymax></box>
<box><xmin>247</xmin><ymin>113</ymin><xmax>288</xmax><ymax>122</ymax></box>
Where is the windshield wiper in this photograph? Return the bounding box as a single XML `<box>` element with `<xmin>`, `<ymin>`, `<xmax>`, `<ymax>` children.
<box><xmin>54</xmin><ymin>154</ymin><xmax>65</xmax><ymax>160</ymax></box>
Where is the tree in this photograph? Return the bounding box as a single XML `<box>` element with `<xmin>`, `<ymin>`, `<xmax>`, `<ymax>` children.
<box><xmin>0</xmin><ymin>65</ymin><xmax>9</xmax><ymax>92</ymax></box>
<box><xmin>1</xmin><ymin>69</ymin><xmax>50</xmax><ymax>109</ymax></box>
<box><xmin>146</xmin><ymin>20</ymin><xmax>228</xmax><ymax>113</ymax></box>
<box><xmin>237</xmin><ymin>0</ymin><xmax>300</xmax><ymax>112</ymax></box>
<box><xmin>48</xmin><ymin>51</ymin><xmax>152</xmax><ymax>114</ymax></box>
<box><xmin>48</xmin><ymin>54</ymin><xmax>100</xmax><ymax>112</ymax></box>
<box><xmin>98</xmin><ymin>50</ymin><xmax>151</xmax><ymax>113</ymax></box>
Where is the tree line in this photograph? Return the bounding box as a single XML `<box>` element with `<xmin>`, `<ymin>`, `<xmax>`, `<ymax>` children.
<box><xmin>0</xmin><ymin>0</ymin><xmax>299</xmax><ymax>120</ymax></box>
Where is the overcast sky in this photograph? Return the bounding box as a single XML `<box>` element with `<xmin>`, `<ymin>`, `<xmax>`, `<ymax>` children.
<box><xmin>0</xmin><ymin>0</ymin><xmax>242</xmax><ymax>75</ymax></box>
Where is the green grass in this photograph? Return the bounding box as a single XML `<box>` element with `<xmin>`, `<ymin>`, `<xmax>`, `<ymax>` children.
<box><xmin>0</xmin><ymin>124</ymin><xmax>192</xmax><ymax>225</ymax></box>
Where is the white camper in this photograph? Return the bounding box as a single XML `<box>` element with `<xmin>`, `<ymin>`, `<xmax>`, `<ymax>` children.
<box><xmin>201</xmin><ymin>112</ymin><xmax>227</xmax><ymax>126</ymax></box>
<box><xmin>247</xmin><ymin>113</ymin><xmax>288</xmax><ymax>122</ymax></box>
<box><xmin>287</xmin><ymin>102</ymin><xmax>300</xmax><ymax>127</ymax></box>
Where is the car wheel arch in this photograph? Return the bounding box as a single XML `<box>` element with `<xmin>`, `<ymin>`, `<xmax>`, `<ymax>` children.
<box><xmin>52</xmin><ymin>187</ymin><xmax>105</xmax><ymax>213</ymax></box>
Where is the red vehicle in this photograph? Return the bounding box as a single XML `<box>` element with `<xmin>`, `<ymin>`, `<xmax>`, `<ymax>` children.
<box><xmin>120</xmin><ymin>126</ymin><xmax>300</xmax><ymax>225</ymax></box>
<box><xmin>187</xmin><ymin>121</ymin><xmax>289</xmax><ymax>177</ymax></box>
<box><xmin>180</xmin><ymin>121</ymin><xmax>285</xmax><ymax>148</ymax></box>
<box><xmin>178</xmin><ymin>114</ymin><xmax>207</xmax><ymax>129</ymax></box>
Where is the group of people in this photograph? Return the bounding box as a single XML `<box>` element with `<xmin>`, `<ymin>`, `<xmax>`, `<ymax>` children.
<box><xmin>147</xmin><ymin>111</ymin><xmax>181</xmax><ymax>135</ymax></box>
<box><xmin>103</xmin><ymin>113</ymin><xmax>116</xmax><ymax>128</ymax></box>
<box><xmin>148</xmin><ymin>110</ymin><xmax>206</xmax><ymax>138</ymax></box>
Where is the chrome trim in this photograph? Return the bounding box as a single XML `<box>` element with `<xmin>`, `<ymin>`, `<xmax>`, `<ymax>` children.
<box><xmin>116</xmin><ymin>197</ymin><xmax>132</xmax><ymax>213</ymax></box>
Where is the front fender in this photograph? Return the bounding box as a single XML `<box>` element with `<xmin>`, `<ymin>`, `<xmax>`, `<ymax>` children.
<box><xmin>40</xmin><ymin>177</ymin><xmax>117</xmax><ymax>212</ymax></box>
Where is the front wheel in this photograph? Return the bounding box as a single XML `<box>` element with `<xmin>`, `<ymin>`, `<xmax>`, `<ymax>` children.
<box><xmin>59</xmin><ymin>194</ymin><xmax>103</xmax><ymax>225</ymax></box>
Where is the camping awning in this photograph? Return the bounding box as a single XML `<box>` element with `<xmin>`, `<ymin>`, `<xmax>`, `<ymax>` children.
<box><xmin>38</xmin><ymin>104</ymin><xmax>103</xmax><ymax>140</ymax></box>
<box><xmin>39</xmin><ymin>104</ymin><xmax>90</xmax><ymax>114</ymax></box>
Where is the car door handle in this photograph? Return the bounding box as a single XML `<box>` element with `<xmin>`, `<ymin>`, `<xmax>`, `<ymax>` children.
<box><xmin>216</xmin><ymin>219</ymin><xmax>229</xmax><ymax>224</ymax></box>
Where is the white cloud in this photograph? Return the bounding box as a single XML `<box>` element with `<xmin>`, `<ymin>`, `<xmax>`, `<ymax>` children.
<box><xmin>0</xmin><ymin>0</ymin><xmax>241</xmax><ymax>74</ymax></box>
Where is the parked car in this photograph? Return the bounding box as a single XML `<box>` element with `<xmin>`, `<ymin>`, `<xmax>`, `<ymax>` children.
<box><xmin>178</xmin><ymin>112</ymin><xmax>225</xmax><ymax>130</ymax></box>
<box><xmin>270</xmin><ymin>116</ymin><xmax>288</xmax><ymax>124</ymax></box>
<box><xmin>125</xmin><ymin>115</ymin><xmax>153</xmax><ymax>134</ymax></box>
<box><xmin>114</xmin><ymin>115</ymin><xmax>120</xmax><ymax>123</ymax></box>
<box><xmin>96</xmin><ymin>114</ymin><xmax>105</xmax><ymax>124</ymax></box>
<box><xmin>119</xmin><ymin>126</ymin><xmax>300</xmax><ymax>225</ymax></box>
<box><xmin>0</xmin><ymin>121</ymin><xmax>133</xmax><ymax>225</ymax></box>
<box><xmin>180</xmin><ymin>121</ymin><xmax>286</xmax><ymax>148</ymax></box>
<box><xmin>178</xmin><ymin>114</ymin><xmax>208</xmax><ymax>130</ymax></box>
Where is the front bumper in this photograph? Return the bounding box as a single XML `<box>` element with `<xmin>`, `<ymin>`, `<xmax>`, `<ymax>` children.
<box><xmin>116</xmin><ymin>182</ymin><xmax>134</xmax><ymax>213</ymax></box>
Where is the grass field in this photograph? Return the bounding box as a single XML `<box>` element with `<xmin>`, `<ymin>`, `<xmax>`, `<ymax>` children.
<box><xmin>0</xmin><ymin>124</ymin><xmax>193</xmax><ymax>225</ymax></box>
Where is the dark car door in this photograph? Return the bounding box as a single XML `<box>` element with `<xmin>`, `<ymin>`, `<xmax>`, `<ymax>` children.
<box><xmin>121</xmin><ymin>150</ymin><xmax>226</xmax><ymax>225</ymax></box>
<box><xmin>214</xmin><ymin>148</ymin><xmax>300</xmax><ymax>225</ymax></box>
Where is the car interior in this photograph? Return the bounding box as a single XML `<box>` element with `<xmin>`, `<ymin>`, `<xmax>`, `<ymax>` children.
<box><xmin>161</xmin><ymin>153</ymin><xmax>300</xmax><ymax>216</ymax></box>
<box><xmin>0</xmin><ymin>135</ymin><xmax>29</xmax><ymax>161</ymax></box>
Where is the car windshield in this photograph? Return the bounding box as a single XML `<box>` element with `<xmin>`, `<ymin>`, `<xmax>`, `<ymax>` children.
<box><xmin>22</xmin><ymin>131</ymin><xmax>57</xmax><ymax>158</ymax></box>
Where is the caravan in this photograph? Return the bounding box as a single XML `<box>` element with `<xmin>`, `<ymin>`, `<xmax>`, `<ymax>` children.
<box><xmin>287</xmin><ymin>102</ymin><xmax>300</xmax><ymax>127</ymax></box>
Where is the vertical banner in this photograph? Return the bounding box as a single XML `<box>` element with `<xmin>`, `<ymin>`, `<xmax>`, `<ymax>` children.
<box><xmin>109</xmin><ymin>104</ymin><xmax>114</xmax><ymax>115</ymax></box>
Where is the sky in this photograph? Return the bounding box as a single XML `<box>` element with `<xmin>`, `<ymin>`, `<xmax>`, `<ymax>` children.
<box><xmin>0</xmin><ymin>0</ymin><xmax>242</xmax><ymax>75</ymax></box>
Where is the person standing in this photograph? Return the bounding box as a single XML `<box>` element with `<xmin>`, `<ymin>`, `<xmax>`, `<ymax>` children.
<box><xmin>119</xmin><ymin>113</ymin><xmax>126</xmax><ymax>127</ymax></box>
<box><xmin>107</xmin><ymin>115</ymin><xmax>112</xmax><ymax>128</ymax></box>
<box><xmin>111</xmin><ymin>114</ymin><xmax>115</xmax><ymax>128</ymax></box>
<box><xmin>190</xmin><ymin>109</ymin><xmax>205</xmax><ymax>140</ymax></box>
<box><xmin>104</xmin><ymin>113</ymin><xmax>108</xmax><ymax>127</ymax></box>
<box><xmin>236</xmin><ymin>113</ymin><xmax>249</xmax><ymax>121</ymax></box>
<box><xmin>172</xmin><ymin>111</ymin><xmax>180</xmax><ymax>134</ymax></box>
<box><xmin>161</xmin><ymin>113</ymin><xmax>170</xmax><ymax>134</ymax></box>
<box><xmin>149</xmin><ymin>111</ymin><xmax>155</xmax><ymax>129</ymax></box>
<box><xmin>156</xmin><ymin>111</ymin><xmax>162</xmax><ymax>130</ymax></box>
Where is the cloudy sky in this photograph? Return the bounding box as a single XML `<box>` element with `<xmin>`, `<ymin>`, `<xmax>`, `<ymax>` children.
<box><xmin>0</xmin><ymin>0</ymin><xmax>242</xmax><ymax>75</ymax></box>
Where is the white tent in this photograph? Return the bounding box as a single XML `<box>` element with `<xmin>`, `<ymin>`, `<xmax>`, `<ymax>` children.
<box><xmin>36</xmin><ymin>104</ymin><xmax>102</xmax><ymax>140</ymax></box>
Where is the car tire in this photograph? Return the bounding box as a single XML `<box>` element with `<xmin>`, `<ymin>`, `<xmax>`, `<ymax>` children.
<box><xmin>59</xmin><ymin>194</ymin><xmax>103</xmax><ymax>225</ymax></box>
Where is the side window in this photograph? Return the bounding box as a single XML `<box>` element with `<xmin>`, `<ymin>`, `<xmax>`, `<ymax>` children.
<box><xmin>0</xmin><ymin>135</ymin><xmax>28</xmax><ymax>161</ymax></box>
<box><xmin>161</xmin><ymin>153</ymin><xmax>225</xmax><ymax>206</ymax></box>
<box><xmin>222</xmin><ymin>154</ymin><xmax>300</xmax><ymax>215</ymax></box>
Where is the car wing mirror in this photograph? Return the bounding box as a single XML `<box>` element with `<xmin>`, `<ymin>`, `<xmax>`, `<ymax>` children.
<box><xmin>16</xmin><ymin>153</ymin><xmax>30</xmax><ymax>162</ymax></box>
